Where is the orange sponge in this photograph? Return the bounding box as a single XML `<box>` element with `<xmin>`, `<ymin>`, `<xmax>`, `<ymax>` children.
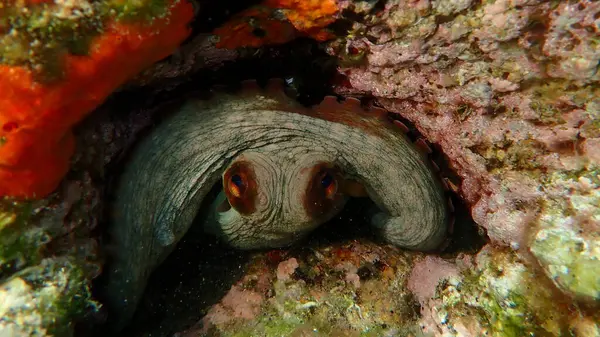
<box><xmin>0</xmin><ymin>0</ymin><xmax>194</xmax><ymax>199</ymax></box>
<box><xmin>214</xmin><ymin>0</ymin><xmax>338</xmax><ymax>49</ymax></box>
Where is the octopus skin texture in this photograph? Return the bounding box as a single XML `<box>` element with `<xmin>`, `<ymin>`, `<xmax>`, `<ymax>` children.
<box><xmin>103</xmin><ymin>80</ymin><xmax>450</xmax><ymax>330</ymax></box>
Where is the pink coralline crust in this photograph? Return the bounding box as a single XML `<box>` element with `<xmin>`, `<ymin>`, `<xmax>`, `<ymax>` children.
<box><xmin>367</xmin><ymin>40</ymin><xmax>425</xmax><ymax>66</ymax></box>
<box><xmin>543</xmin><ymin>1</ymin><xmax>600</xmax><ymax>82</ymax></box>
<box><xmin>407</xmin><ymin>256</ymin><xmax>460</xmax><ymax>305</ymax></box>
<box><xmin>198</xmin><ymin>284</ymin><xmax>264</xmax><ymax>332</ymax></box>
<box><xmin>408</xmin><ymin>254</ymin><xmax>474</xmax><ymax>336</ymax></box>
<box><xmin>222</xmin><ymin>286</ymin><xmax>264</xmax><ymax>319</ymax></box>
<box><xmin>276</xmin><ymin>257</ymin><xmax>299</xmax><ymax>281</ymax></box>
<box><xmin>377</xmin><ymin>96</ymin><xmax>595</xmax><ymax>246</ymax></box>
<box><xmin>330</xmin><ymin>0</ymin><xmax>600</xmax><ymax>249</ymax></box>
<box><xmin>488</xmin><ymin>77</ymin><xmax>519</xmax><ymax>92</ymax></box>
<box><xmin>474</xmin><ymin>0</ymin><xmax>536</xmax><ymax>43</ymax></box>
<box><xmin>345</xmin><ymin>272</ymin><xmax>361</xmax><ymax>288</ymax></box>
<box><xmin>582</xmin><ymin>139</ymin><xmax>600</xmax><ymax>164</ymax></box>
<box><xmin>334</xmin><ymin>261</ymin><xmax>361</xmax><ymax>288</ymax></box>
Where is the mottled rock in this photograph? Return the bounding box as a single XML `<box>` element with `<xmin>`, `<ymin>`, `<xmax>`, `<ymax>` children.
<box><xmin>329</xmin><ymin>0</ymin><xmax>600</xmax><ymax>303</ymax></box>
<box><xmin>0</xmin><ymin>258</ymin><xmax>97</xmax><ymax>337</ymax></box>
<box><xmin>179</xmin><ymin>240</ymin><xmax>425</xmax><ymax>337</ymax></box>
<box><xmin>529</xmin><ymin>169</ymin><xmax>600</xmax><ymax>300</ymax></box>
<box><xmin>416</xmin><ymin>246</ymin><xmax>594</xmax><ymax>337</ymax></box>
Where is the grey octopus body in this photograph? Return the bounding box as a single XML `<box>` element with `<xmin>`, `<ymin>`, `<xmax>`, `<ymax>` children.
<box><xmin>104</xmin><ymin>82</ymin><xmax>449</xmax><ymax>330</ymax></box>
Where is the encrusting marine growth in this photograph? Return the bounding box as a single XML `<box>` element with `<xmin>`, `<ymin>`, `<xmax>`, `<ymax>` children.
<box><xmin>103</xmin><ymin>80</ymin><xmax>450</xmax><ymax>331</ymax></box>
<box><xmin>0</xmin><ymin>0</ymin><xmax>194</xmax><ymax>199</ymax></box>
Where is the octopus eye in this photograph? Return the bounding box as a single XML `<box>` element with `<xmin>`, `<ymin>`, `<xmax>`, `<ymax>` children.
<box><xmin>222</xmin><ymin>161</ymin><xmax>257</xmax><ymax>215</ymax></box>
<box><xmin>304</xmin><ymin>164</ymin><xmax>342</xmax><ymax>218</ymax></box>
<box><xmin>229</xmin><ymin>174</ymin><xmax>246</xmax><ymax>198</ymax></box>
<box><xmin>320</xmin><ymin>172</ymin><xmax>337</xmax><ymax>198</ymax></box>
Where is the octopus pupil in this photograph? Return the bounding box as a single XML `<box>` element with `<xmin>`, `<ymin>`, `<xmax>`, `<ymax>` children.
<box><xmin>231</xmin><ymin>174</ymin><xmax>243</xmax><ymax>187</ymax></box>
<box><xmin>321</xmin><ymin>173</ymin><xmax>333</xmax><ymax>188</ymax></box>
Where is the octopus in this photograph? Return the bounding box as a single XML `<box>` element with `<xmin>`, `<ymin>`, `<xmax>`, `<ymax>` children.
<box><xmin>103</xmin><ymin>79</ymin><xmax>450</xmax><ymax>331</ymax></box>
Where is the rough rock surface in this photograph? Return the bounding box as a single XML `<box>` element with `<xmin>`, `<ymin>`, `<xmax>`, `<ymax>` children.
<box><xmin>327</xmin><ymin>0</ymin><xmax>600</xmax><ymax>303</ymax></box>
<box><xmin>178</xmin><ymin>240</ymin><xmax>425</xmax><ymax>337</ymax></box>
<box><xmin>1</xmin><ymin>0</ymin><xmax>599</xmax><ymax>336</ymax></box>
<box><xmin>0</xmin><ymin>77</ymin><xmax>157</xmax><ymax>336</ymax></box>
<box><xmin>0</xmin><ymin>199</ymin><xmax>99</xmax><ymax>336</ymax></box>
<box><xmin>177</xmin><ymin>240</ymin><xmax>597</xmax><ymax>337</ymax></box>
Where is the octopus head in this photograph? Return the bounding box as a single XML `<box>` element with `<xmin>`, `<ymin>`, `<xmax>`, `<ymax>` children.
<box><xmin>206</xmin><ymin>151</ymin><xmax>350</xmax><ymax>249</ymax></box>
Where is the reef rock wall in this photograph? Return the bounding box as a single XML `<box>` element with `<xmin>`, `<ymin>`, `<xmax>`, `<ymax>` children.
<box><xmin>325</xmin><ymin>0</ymin><xmax>600</xmax><ymax>303</ymax></box>
<box><xmin>0</xmin><ymin>0</ymin><xmax>599</xmax><ymax>336</ymax></box>
<box><xmin>173</xmin><ymin>0</ymin><xmax>600</xmax><ymax>335</ymax></box>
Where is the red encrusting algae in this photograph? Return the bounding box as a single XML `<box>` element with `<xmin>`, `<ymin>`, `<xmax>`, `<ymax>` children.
<box><xmin>214</xmin><ymin>0</ymin><xmax>338</xmax><ymax>49</ymax></box>
<box><xmin>265</xmin><ymin>0</ymin><xmax>338</xmax><ymax>39</ymax></box>
<box><xmin>0</xmin><ymin>0</ymin><xmax>194</xmax><ymax>199</ymax></box>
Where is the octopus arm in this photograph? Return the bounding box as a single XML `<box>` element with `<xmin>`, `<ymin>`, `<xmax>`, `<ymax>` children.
<box><xmin>327</xmin><ymin>123</ymin><xmax>448</xmax><ymax>251</ymax></box>
<box><xmin>102</xmin><ymin>91</ymin><xmax>448</xmax><ymax>330</ymax></box>
<box><xmin>103</xmin><ymin>95</ymin><xmax>259</xmax><ymax>330</ymax></box>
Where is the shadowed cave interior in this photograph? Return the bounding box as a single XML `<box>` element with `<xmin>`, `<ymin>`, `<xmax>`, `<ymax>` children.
<box><xmin>113</xmin><ymin>185</ymin><xmax>486</xmax><ymax>337</ymax></box>
<box><xmin>86</xmin><ymin>33</ymin><xmax>488</xmax><ymax>337</ymax></box>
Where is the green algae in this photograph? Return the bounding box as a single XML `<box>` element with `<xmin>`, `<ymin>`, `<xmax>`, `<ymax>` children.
<box><xmin>0</xmin><ymin>200</ymin><xmax>98</xmax><ymax>336</ymax></box>
<box><xmin>582</xmin><ymin>99</ymin><xmax>600</xmax><ymax>138</ymax></box>
<box><xmin>3</xmin><ymin>258</ymin><xmax>98</xmax><ymax>336</ymax></box>
<box><xmin>525</xmin><ymin>80</ymin><xmax>600</xmax><ymax>127</ymax></box>
<box><xmin>435</xmin><ymin>248</ymin><xmax>571</xmax><ymax>337</ymax></box>
<box><xmin>530</xmin><ymin>169</ymin><xmax>600</xmax><ymax>301</ymax></box>
<box><xmin>454</xmin><ymin>104</ymin><xmax>474</xmax><ymax>122</ymax></box>
<box><xmin>100</xmin><ymin>0</ymin><xmax>172</xmax><ymax>23</ymax></box>
<box><xmin>470</xmin><ymin>137</ymin><xmax>547</xmax><ymax>172</ymax></box>
<box><xmin>0</xmin><ymin>200</ymin><xmax>47</xmax><ymax>275</ymax></box>
<box><xmin>582</xmin><ymin>119</ymin><xmax>600</xmax><ymax>138</ymax></box>
<box><xmin>529</xmin><ymin>100</ymin><xmax>567</xmax><ymax>126</ymax></box>
<box><xmin>0</xmin><ymin>257</ymin><xmax>98</xmax><ymax>337</ymax></box>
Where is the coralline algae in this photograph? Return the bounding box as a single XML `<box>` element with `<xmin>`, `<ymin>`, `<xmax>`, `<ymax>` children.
<box><xmin>328</xmin><ymin>0</ymin><xmax>600</xmax><ymax>305</ymax></box>
<box><xmin>177</xmin><ymin>242</ymin><xmax>597</xmax><ymax>337</ymax></box>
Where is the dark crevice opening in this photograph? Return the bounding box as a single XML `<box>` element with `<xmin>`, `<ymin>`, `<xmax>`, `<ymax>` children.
<box><xmin>116</xmin><ymin>182</ymin><xmax>250</xmax><ymax>337</ymax></box>
<box><xmin>84</xmin><ymin>30</ymin><xmax>488</xmax><ymax>337</ymax></box>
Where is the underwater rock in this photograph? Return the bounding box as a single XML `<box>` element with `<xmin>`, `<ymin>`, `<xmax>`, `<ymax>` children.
<box><xmin>416</xmin><ymin>246</ymin><xmax>595</xmax><ymax>337</ymax></box>
<box><xmin>529</xmin><ymin>169</ymin><xmax>600</xmax><ymax>300</ymax></box>
<box><xmin>130</xmin><ymin>34</ymin><xmax>241</xmax><ymax>87</ymax></box>
<box><xmin>0</xmin><ymin>81</ymin><xmax>127</xmax><ymax>336</ymax></box>
<box><xmin>1</xmin><ymin>0</ymin><xmax>599</xmax><ymax>335</ymax></box>
<box><xmin>178</xmin><ymin>241</ymin><xmax>598</xmax><ymax>337</ymax></box>
<box><xmin>0</xmin><ymin>257</ymin><xmax>97</xmax><ymax>337</ymax></box>
<box><xmin>0</xmin><ymin>179</ymin><xmax>101</xmax><ymax>336</ymax></box>
<box><xmin>327</xmin><ymin>0</ymin><xmax>600</xmax><ymax>302</ymax></box>
<box><xmin>178</xmin><ymin>240</ymin><xmax>425</xmax><ymax>337</ymax></box>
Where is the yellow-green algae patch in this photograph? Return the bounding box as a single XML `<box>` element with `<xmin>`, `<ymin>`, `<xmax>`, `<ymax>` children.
<box><xmin>530</xmin><ymin>168</ymin><xmax>600</xmax><ymax>301</ymax></box>
<box><xmin>0</xmin><ymin>200</ymin><xmax>98</xmax><ymax>337</ymax></box>
<box><xmin>432</xmin><ymin>247</ymin><xmax>575</xmax><ymax>337</ymax></box>
<box><xmin>0</xmin><ymin>257</ymin><xmax>97</xmax><ymax>337</ymax></box>
<box><xmin>0</xmin><ymin>200</ymin><xmax>47</xmax><ymax>273</ymax></box>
